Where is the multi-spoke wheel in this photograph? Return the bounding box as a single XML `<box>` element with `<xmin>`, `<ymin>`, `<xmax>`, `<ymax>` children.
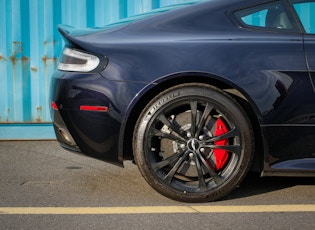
<box><xmin>133</xmin><ymin>83</ymin><xmax>253</xmax><ymax>202</ymax></box>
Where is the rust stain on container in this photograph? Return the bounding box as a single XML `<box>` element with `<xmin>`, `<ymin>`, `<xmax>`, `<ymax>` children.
<box><xmin>31</xmin><ymin>67</ymin><xmax>38</xmax><ymax>72</ymax></box>
<box><xmin>10</xmin><ymin>55</ymin><xmax>29</xmax><ymax>66</ymax></box>
<box><xmin>42</xmin><ymin>56</ymin><xmax>57</xmax><ymax>63</ymax></box>
<box><xmin>36</xmin><ymin>106</ymin><xmax>42</xmax><ymax>122</ymax></box>
<box><xmin>10</xmin><ymin>55</ymin><xmax>16</xmax><ymax>65</ymax></box>
<box><xmin>43</xmin><ymin>40</ymin><xmax>56</xmax><ymax>45</ymax></box>
<box><xmin>0</xmin><ymin>56</ymin><xmax>7</xmax><ymax>61</ymax></box>
<box><xmin>12</xmin><ymin>41</ymin><xmax>23</xmax><ymax>52</ymax></box>
<box><xmin>7</xmin><ymin>108</ymin><xmax>11</xmax><ymax>122</ymax></box>
<box><xmin>12</xmin><ymin>41</ymin><xmax>23</xmax><ymax>44</ymax></box>
<box><xmin>22</xmin><ymin>56</ymin><xmax>29</xmax><ymax>61</ymax></box>
<box><xmin>9</xmin><ymin>42</ymin><xmax>29</xmax><ymax>66</ymax></box>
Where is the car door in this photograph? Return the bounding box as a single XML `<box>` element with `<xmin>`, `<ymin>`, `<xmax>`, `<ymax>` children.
<box><xmin>233</xmin><ymin>0</ymin><xmax>315</xmax><ymax>174</ymax></box>
<box><xmin>260</xmin><ymin>0</ymin><xmax>315</xmax><ymax>174</ymax></box>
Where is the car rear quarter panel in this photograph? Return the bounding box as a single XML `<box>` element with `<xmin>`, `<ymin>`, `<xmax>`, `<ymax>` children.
<box><xmin>104</xmin><ymin>32</ymin><xmax>315</xmax><ymax>171</ymax></box>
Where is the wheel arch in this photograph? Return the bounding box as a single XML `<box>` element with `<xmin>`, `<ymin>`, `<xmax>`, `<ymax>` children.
<box><xmin>119</xmin><ymin>72</ymin><xmax>264</xmax><ymax>172</ymax></box>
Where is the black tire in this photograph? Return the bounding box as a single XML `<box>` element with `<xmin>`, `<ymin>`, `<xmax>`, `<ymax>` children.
<box><xmin>133</xmin><ymin>83</ymin><xmax>254</xmax><ymax>202</ymax></box>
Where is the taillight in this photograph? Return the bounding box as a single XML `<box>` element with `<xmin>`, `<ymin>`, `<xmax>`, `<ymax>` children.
<box><xmin>57</xmin><ymin>48</ymin><xmax>101</xmax><ymax>72</ymax></box>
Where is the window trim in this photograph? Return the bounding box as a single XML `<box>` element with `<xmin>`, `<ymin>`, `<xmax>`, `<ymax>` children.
<box><xmin>228</xmin><ymin>0</ymin><xmax>302</xmax><ymax>34</ymax></box>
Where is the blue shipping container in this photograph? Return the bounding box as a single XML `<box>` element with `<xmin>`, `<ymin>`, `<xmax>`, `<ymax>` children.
<box><xmin>0</xmin><ymin>0</ymin><xmax>202</xmax><ymax>139</ymax></box>
<box><xmin>0</xmin><ymin>0</ymin><xmax>314</xmax><ymax>139</ymax></box>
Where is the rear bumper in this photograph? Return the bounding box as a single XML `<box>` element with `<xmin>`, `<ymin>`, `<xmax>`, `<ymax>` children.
<box><xmin>50</xmin><ymin>71</ymin><xmax>123</xmax><ymax>166</ymax></box>
<box><xmin>52</xmin><ymin>108</ymin><xmax>80</xmax><ymax>152</ymax></box>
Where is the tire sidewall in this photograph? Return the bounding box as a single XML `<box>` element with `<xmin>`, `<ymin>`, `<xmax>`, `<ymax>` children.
<box><xmin>133</xmin><ymin>83</ymin><xmax>253</xmax><ymax>202</ymax></box>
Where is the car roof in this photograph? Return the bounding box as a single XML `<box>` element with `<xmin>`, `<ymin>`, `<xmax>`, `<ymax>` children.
<box><xmin>60</xmin><ymin>0</ymin><xmax>282</xmax><ymax>47</ymax></box>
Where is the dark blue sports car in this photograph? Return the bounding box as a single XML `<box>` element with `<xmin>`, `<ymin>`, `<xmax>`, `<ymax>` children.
<box><xmin>50</xmin><ymin>0</ymin><xmax>315</xmax><ymax>202</ymax></box>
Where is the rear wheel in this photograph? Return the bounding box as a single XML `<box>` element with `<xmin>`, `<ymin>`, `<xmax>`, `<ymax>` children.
<box><xmin>133</xmin><ymin>83</ymin><xmax>253</xmax><ymax>202</ymax></box>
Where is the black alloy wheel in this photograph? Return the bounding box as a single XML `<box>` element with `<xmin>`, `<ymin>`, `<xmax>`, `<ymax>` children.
<box><xmin>133</xmin><ymin>83</ymin><xmax>254</xmax><ymax>202</ymax></box>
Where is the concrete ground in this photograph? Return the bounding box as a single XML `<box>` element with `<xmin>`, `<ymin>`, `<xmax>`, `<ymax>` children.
<box><xmin>0</xmin><ymin>141</ymin><xmax>314</xmax><ymax>229</ymax></box>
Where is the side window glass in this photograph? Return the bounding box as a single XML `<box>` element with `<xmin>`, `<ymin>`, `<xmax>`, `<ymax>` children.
<box><xmin>291</xmin><ymin>1</ymin><xmax>315</xmax><ymax>34</ymax></box>
<box><xmin>235</xmin><ymin>2</ymin><xmax>294</xmax><ymax>31</ymax></box>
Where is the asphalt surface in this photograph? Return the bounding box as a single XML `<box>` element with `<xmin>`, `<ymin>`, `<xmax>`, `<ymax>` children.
<box><xmin>0</xmin><ymin>141</ymin><xmax>314</xmax><ymax>230</ymax></box>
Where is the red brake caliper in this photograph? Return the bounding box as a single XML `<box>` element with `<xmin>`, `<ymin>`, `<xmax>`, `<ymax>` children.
<box><xmin>213</xmin><ymin>118</ymin><xmax>229</xmax><ymax>170</ymax></box>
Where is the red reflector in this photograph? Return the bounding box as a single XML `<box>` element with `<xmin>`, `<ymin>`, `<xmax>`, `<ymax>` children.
<box><xmin>51</xmin><ymin>102</ymin><xmax>58</xmax><ymax>111</ymax></box>
<box><xmin>80</xmin><ymin>105</ymin><xmax>108</xmax><ymax>112</ymax></box>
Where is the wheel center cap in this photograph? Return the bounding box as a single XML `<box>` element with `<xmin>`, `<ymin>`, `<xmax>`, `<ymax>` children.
<box><xmin>187</xmin><ymin>138</ymin><xmax>200</xmax><ymax>151</ymax></box>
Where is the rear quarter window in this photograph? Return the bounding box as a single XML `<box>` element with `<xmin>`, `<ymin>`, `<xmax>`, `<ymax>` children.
<box><xmin>234</xmin><ymin>1</ymin><xmax>299</xmax><ymax>32</ymax></box>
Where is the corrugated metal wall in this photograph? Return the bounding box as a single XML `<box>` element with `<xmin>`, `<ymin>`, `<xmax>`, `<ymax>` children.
<box><xmin>0</xmin><ymin>0</ymin><xmax>313</xmax><ymax>139</ymax></box>
<box><xmin>0</xmin><ymin>0</ymin><xmax>201</xmax><ymax>139</ymax></box>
